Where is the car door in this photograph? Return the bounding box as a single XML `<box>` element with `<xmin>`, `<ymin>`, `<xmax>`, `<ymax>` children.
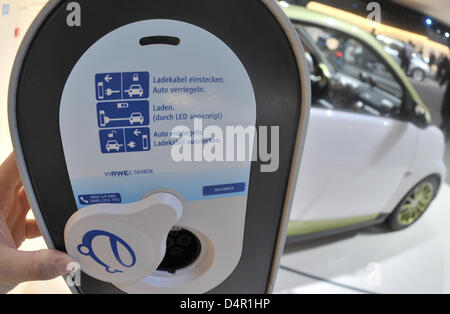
<box><xmin>290</xmin><ymin>24</ymin><xmax>419</xmax><ymax>222</ymax></box>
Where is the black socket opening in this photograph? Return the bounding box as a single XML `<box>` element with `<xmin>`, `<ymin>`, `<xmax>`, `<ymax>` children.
<box><xmin>157</xmin><ymin>228</ymin><xmax>201</xmax><ymax>274</ymax></box>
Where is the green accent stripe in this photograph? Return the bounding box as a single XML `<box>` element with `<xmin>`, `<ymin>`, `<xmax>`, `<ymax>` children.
<box><xmin>287</xmin><ymin>214</ymin><xmax>380</xmax><ymax>236</ymax></box>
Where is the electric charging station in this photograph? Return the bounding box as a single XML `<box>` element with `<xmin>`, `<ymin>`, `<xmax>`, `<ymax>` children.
<box><xmin>8</xmin><ymin>0</ymin><xmax>310</xmax><ymax>294</ymax></box>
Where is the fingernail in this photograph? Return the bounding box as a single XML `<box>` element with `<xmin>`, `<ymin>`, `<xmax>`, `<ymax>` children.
<box><xmin>55</xmin><ymin>258</ymin><xmax>76</xmax><ymax>276</ymax></box>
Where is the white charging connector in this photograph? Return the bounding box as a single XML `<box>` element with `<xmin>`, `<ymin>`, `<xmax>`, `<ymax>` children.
<box><xmin>64</xmin><ymin>193</ymin><xmax>183</xmax><ymax>284</ymax></box>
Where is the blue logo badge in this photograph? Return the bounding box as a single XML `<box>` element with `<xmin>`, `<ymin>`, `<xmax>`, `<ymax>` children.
<box><xmin>78</xmin><ymin>230</ymin><xmax>136</xmax><ymax>274</ymax></box>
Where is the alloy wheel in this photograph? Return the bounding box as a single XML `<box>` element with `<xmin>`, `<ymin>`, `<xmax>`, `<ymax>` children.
<box><xmin>397</xmin><ymin>182</ymin><xmax>434</xmax><ymax>226</ymax></box>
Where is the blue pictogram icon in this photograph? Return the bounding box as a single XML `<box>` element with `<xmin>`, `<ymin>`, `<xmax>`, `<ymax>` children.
<box><xmin>95</xmin><ymin>71</ymin><xmax>150</xmax><ymax>153</ymax></box>
<box><xmin>95</xmin><ymin>73</ymin><xmax>122</xmax><ymax>101</ymax></box>
<box><xmin>99</xmin><ymin>129</ymin><xmax>125</xmax><ymax>154</ymax></box>
<box><xmin>124</xmin><ymin>128</ymin><xmax>151</xmax><ymax>152</ymax></box>
<box><xmin>123</xmin><ymin>72</ymin><xmax>149</xmax><ymax>99</ymax></box>
<box><xmin>97</xmin><ymin>100</ymin><xmax>150</xmax><ymax>128</ymax></box>
<box><xmin>78</xmin><ymin>230</ymin><xmax>136</xmax><ymax>274</ymax></box>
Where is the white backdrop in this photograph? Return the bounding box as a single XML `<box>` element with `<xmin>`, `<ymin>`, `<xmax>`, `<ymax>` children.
<box><xmin>0</xmin><ymin>0</ymin><xmax>48</xmax><ymax>143</ymax></box>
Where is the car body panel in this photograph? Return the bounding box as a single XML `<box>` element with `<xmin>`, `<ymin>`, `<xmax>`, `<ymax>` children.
<box><xmin>290</xmin><ymin>108</ymin><xmax>418</xmax><ymax>221</ymax></box>
<box><xmin>379</xmin><ymin>125</ymin><xmax>446</xmax><ymax>221</ymax></box>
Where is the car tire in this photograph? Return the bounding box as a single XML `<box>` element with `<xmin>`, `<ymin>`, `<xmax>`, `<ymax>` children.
<box><xmin>387</xmin><ymin>175</ymin><xmax>440</xmax><ymax>231</ymax></box>
<box><xmin>411</xmin><ymin>68</ymin><xmax>425</xmax><ymax>81</ymax></box>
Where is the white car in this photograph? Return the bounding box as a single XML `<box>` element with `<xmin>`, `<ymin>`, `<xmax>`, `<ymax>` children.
<box><xmin>284</xmin><ymin>6</ymin><xmax>447</xmax><ymax>242</ymax></box>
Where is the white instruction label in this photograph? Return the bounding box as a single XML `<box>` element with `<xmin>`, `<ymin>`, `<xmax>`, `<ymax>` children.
<box><xmin>60</xmin><ymin>20</ymin><xmax>256</xmax><ymax>207</ymax></box>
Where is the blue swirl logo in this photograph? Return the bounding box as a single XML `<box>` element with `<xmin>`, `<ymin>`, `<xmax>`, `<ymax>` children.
<box><xmin>77</xmin><ymin>230</ymin><xmax>136</xmax><ymax>274</ymax></box>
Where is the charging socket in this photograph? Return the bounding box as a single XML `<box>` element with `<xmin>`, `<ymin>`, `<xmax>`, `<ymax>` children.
<box><xmin>157</xmin><ymin>227</ymin><xmax>201</xmax><ymax>274</ymax></box>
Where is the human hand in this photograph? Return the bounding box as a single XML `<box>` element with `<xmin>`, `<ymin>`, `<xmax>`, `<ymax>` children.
<box><xmin>0</xmin><ymin>153</ymin><xmax>75</xmax><ymax>293</ymax></box>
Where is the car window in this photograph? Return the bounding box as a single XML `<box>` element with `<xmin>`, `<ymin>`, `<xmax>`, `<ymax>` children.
<box><xmin>296</xmin><ymin>24</ymin><xmax>405</xmax><ymax>117</ymax></box>
<box><xmin>304</xmin><ymin>25</ymin><xmax>403</xmax><ymax>98</ymax></box>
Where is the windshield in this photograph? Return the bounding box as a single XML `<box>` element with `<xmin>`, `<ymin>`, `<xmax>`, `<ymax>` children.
<box><xmin>296</xmin><ymin>24</ymin><xmax>404</xmax><ymax>99</ymax></box>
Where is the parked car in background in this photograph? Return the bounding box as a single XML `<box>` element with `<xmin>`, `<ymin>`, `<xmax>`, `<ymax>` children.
<box><xmin>283</xmin><ymin>5</ymin><xmax>446</xmax><ymax>243</ymax></box>
<box><xmin>376</xmin><ymin>34</ymin><xmax>431</xmax><ymax>81</ymax></box>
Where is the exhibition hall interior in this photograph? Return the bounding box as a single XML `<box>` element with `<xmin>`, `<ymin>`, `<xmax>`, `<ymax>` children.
<box><xmin>1</xmin><ymin>0</ymin><xmax>450</xmax><ymax>294</ymax></box>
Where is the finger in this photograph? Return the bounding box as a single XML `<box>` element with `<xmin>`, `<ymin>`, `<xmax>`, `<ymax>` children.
<box><xmin>17</xmin><ymin>186</ymin><xmax>30</xmax><ymax>214</ymax></box>
<box><xmin>0</xmin><ymin>248</ymin><xmax>76</xmax><ymax>285</ymax></box>
<box><xmin>4</xmin><ymin>186</ymin><xmax>30</xmax><ymax>227</ymax></box>
<box><xmin>0</xmin><ymin>154</ymin><xmax>21</xmax><ymax>189</ymax></box>
<box><xmin>0</xmin><ymin>215</ymin><xmax>16</xmax><ymax>248</ymax></box>
<box><xmin>25</xmin><ymin>220</ymin><xmax>41</xmax><ymax>239</ymax></box>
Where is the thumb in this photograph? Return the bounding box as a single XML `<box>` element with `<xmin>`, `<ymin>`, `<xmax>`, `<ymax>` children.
<box><xmin>2</xmin><ymin>248</ymin><xmax>75</xmax><ymax>285</ymax></box>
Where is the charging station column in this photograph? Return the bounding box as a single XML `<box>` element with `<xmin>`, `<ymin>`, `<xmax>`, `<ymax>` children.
<box><xmin>9</xmin><ymin>0</ymin><xmax>310</xmax><ymax>294</ymax></box>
